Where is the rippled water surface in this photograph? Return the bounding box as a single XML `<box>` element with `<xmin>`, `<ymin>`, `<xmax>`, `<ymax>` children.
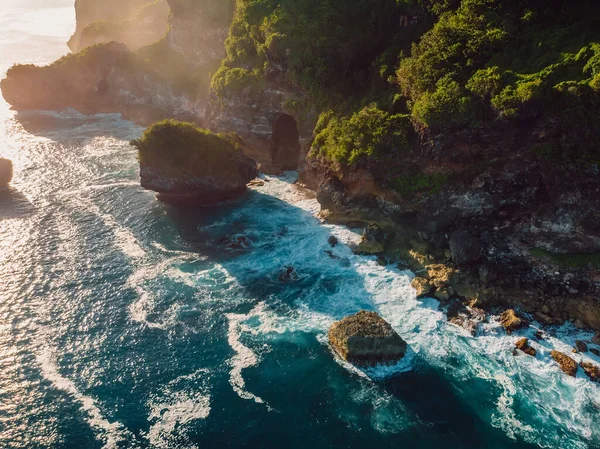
<box><xmin>1</xmin><ymin>3</ymin><xmax>600</xmax><ymax>449</ymax></box>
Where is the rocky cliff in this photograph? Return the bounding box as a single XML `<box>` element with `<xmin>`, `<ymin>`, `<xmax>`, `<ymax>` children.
<box><xmin>131</xmin><ymin>120</ymin><xmax>258</xmax><ymax>204</ymax></box>
<box><xmin>1</xmin><ymin>0</ymin><xmax>233</xmax><ymax>125</ymax></box>
<box><xmin>68</xmin><ymin>0</ymin><xmax>168</xmax><ymax>53</ymax></box>
<box><xmin>3</xmin><ymin>0</ymin><xmax>600</xmax><ymax>332</ymax></box>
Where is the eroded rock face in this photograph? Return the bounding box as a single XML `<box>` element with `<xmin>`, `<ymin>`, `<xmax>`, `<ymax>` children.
<box><xmin>328</xmin><ymin>311</ymin><xmax>407</xmax><ymax>367</ymax></box>
<box><xmin>68</xmin><ymin>0</ymin><xmax>169</xmax><ymax>53</ymax></box>
<box><xmin>515</xmin><ymin>338</ymin><xmax>536</xmax><ymax>357</ymax></box>
<box><xmin>551</xmin><ymin>350</ymin><xmax>578</xmax><ymax>377</ymax></box>
<box><xmin>449</xmin><ymin>230</ymin><xmax>482</xmax><ymax>266</ymax></box>
<box><xmin>500</xmin><ymin>309</ymin><xmax>525</xmax><ymax>335</ymax></box>
<box><xmin>0</xmin><ymin>158</ymin><xmax>13</xmax><ymax>189</ymax></box>
<box><xmin>580</xmin><ymin>361</ymin><xmax>600</xmax><ymax>382</ymax></box>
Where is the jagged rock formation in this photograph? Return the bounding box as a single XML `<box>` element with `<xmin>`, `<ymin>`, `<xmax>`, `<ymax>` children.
<box><xmin>551</xmin><ymin>351</ymin><xmax>578</xmax><ymax>377</ymax></box>
<box><xmin>328</xmin><ymin>311</ymin><xmax>407</xmax><ymax>367</ymax></box>
<box><xmin>515</xmin><ymin>338</ymin><xmax>536</xmax><ymax>357</ymax></box>
<box><xmin>68</xmin><ymin>0</ymin><xmax>170</xmax><ymax>53</ymax></box>
<box><xmin>580</xmin><ymin>361</ymin><xmax>600</xmax><ymax>382</ymax></box>
<box><xmin>0</xmin><ymin>158</ymin><xmax>13</xmax><ymax>189</ymax></box>
<box><xmin>131</xmin><ymin>120</ymin><xmax>258</xmax><ymax>205</ymax></box>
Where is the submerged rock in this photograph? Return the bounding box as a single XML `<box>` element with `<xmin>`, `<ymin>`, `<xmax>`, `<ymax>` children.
<box><xmin>131</xmin><ymin>120</ymin><xmax>258</xmax><ymax>205</ymax></box>
<box><xmin>0</xmin><ymin>158</ymin><xmax>13</xmax><ymax>189</ymax></box>
<box><xmin>278</xmin><ymin>266</ymin><xmax>299</xmax><ymax>282</ymax></box>
<box><xmin>515</xmin><ymin>338</ymin><xmax>536</xmax><ymax>357</ymax></box>
<box><xmin>328</xmin><ymin>311</ymin><xmax>407</xmax><ymax>367</ymax></box>
<box><xmin>580</xmin><ymin>361</ymin><xmax>600</xmax><ymax>382</ymax></box>
<box><xmin>590</xmin><ymin>348</ymin><xmax>600</xmax><ymax>357</ymax></box>
<box><xmin>551</xmin><ymin>350</ymin><xmax>578</xmax><ymax>377</ymax></box>
<box><xmin>328</xmin><ymin>236</ymin><xmax>338</xmax><ymax>247</ymax></box>
<box><xmin>500</xmin><ymin>309</ymin><xmax>524</xmax><ymax>335</ymax></box>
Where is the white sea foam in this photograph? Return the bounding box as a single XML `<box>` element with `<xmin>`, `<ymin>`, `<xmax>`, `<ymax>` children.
<box><xmin>36</xmin><ymin>341</ymin><xmax>135</xmax><ymax>449</ymax></box>
<box><xmin>146</xmin><ymin>369</ymin><xmax>211</xmax><ymax>449</ymax></box>
<box><xmin>226</xmin><ymin>303</ymin><xmax>274</xmax><ymax>409</ymax></box>
<box><xmin>221</xmin><ymin>173</ymin><xmax>600</xmax><ymax>446</ymax></box>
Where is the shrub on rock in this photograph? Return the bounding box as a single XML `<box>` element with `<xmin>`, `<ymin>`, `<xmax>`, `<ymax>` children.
<box><xmin>131</xmin><ymin>120</ymin><xmax>258</xmax><ymax>205</ymax></box>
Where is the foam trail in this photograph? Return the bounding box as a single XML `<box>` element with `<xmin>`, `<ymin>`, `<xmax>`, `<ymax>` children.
<box><xmin>36</xmin><ymin>343</ymin><xmax>133</xmax><ymax>449</ymax></box>
<box><xmin>226</xmin><ymin>304</ymin><xmax>272</xmax><ymax>409</ymax></box>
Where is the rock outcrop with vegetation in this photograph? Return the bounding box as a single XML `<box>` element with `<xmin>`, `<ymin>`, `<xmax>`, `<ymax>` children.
<box><xmin>328</xmin><ymin>311</ymin><xmax>407</xmax><ymax>367</ymax></box>
<box><xmin>131</xmin><ymin>120</ymin><xmax>257</xmax><ymax>204</ymax></box>
<box><xmin>1</xmin><ymin>0</ymin><xmax>234</xmax><ymax>125</ymax></box>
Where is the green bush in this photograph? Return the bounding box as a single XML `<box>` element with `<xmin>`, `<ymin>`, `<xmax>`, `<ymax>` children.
<box><xmin>411</xmin><ymin>75</ymin><xmax>475</xmax><ymax>127</ymax></box>
<box><xmin>393</xmin><ymin>172</ymin><xmax>448</xmax><ymax>198</ymax></box>
<box><xmin>131</xmin><ymin>120</ymin><xmax>244</xmax><ymax>175</ymax></box>
<box><xmin>311</xmin><ymin>106</ymin><xmax>413</xmax><ymax>165</ymax></box>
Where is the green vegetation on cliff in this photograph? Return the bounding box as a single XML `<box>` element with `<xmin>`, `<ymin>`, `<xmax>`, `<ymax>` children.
<box><xmin>212</xmin><ymin>0</ymin><xmax>600</xmax><ymax>181</ymax></box>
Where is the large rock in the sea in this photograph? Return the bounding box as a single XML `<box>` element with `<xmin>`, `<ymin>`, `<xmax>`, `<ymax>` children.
<box><xmin>328</xmin><ymin>311</ymin><xmax>407</xmax><ymax>367</ymax></box>
<box><xmin>0</xmin><ymin>158</ymin><xmax>13</xmax><ymax>189</ymax></box>
<box><xmin>551</xmin><ymin>350</ymin><xmax>578</xmax><ymax>377</ymax></box>
<box><xmin>131</xmin><ymin>120</ymin><xmax>258</xmax><ymax>205</ymax></box>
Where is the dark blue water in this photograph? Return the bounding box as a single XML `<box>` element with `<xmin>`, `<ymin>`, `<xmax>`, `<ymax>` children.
<box><xmin>1</xmin><ymin>4</ymin><xmax>600</xmax><ymax>449</ymax></box>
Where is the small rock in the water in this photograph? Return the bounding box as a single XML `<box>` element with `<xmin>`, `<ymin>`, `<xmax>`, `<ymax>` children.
<box><xmin>592</xmin><ymin>333</ymin><xmax>600</xmax><ymax>345</ymax></box>
<box><xmin>248</xmin><ymin>179</ymin><xmax>265</xmax><ymax>187</ymax></box>
<box><xmin>411</xmin><ymin>277</ymin><xmax>432</xmax><ymax>298</ymax></box>
<box><xmin>515</xmin><ymin>338</ymin><xmax>536</xmax><ymax>357</ymax></box>
<box><xmin>580</xmin><ymin>361</ymin><xmax>600</xmax><ymax>382</ymax></box>
<box><xmin>219</xmin><ymin>234</ymin><xmax>251</xmax><ymax>250</ymax></box>
<box><xmin>278</xmin><ymin>266</ymin><xmax>299</xmax><ymax>282</ymax></box>
<box><xmin>590</xmin><ymin>348</ymin><xmax>600</xmax><ymax>357</ymax></box>
<box><xmin>449</xmin><ymin>306</ymin><xmax>487</xmax><ymax>336</ymax></box>
<box><xmin>328</xmin><ymin>310</ymin><xmax>407</xmax><ymax>367</ymax></box>
<box><xmin>327</xmin><ymin>236</ymin><xmax>338</xmax><ymax>247</ymax></box>
<box><xmin>0</xmin><ymin>158</ymin><xmax>13</xmax><ymax>189</ymax></box>
<box><xmin>575</xmin><ymin>340</ymin><xmax>589</xmax><ymax>353</ymax></box>
<box><xmin>500</xmin><ymin>309</ymin><xmax>524</xmax><ymax>335</ymax></box>
<box><xmin>551</xmin><ymin>350</ymin><xmax>578</xmax><ymax>377</ymax></box>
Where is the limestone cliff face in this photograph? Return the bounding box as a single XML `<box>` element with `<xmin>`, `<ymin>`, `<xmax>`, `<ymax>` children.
<box><xmin>302</xmin><ymin>118</ymin><xmax>600</xmax><ymax>330</ymax></box>
<box><xmin>1</xmin><ymin>1</ymin><xmax>233</xmax><ymax>125</ymax></box>
<box><xmin>206</xmin><ymin>71</ymin><xmax>314</xmax><ymax>174</ymax></box>
<box><xmin>165</xmin><ymin>0</ymin><xmax>233</xmax><ymax>69</ymax></box>
<box><xmin>68</xmin><ymin>0</ymin><xmax>167</xmax><ymax>53</ymax></box>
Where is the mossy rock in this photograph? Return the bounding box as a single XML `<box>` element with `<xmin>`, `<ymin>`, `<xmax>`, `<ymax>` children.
<box><xmin>131</xmin><ymin>120</ymin><xmax>258</xmax><ymax>204</ymax></box>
